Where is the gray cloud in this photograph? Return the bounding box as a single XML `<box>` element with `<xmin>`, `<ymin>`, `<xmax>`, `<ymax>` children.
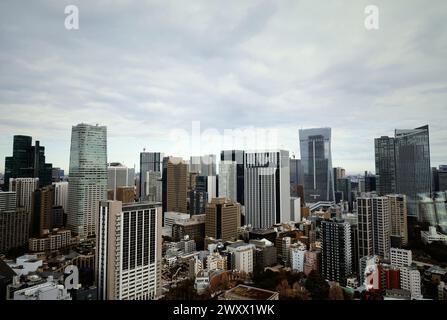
<box><xmin>0</xmin><ymin>0</ymin><xmax>446</xmax><ymax>173</ymax></box>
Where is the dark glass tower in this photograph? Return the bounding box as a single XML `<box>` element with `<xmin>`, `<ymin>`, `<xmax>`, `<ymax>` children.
<box><xmin>395</xmin><ymin>125</ymin><xmax>431</xmax><ymax>217</ymax></box>
<box><xmin>375</xmin><ymin>136</ymin><xmax>396</xmax><ymax>195</ymax></box>
<box><xmin>299</xmin><ymin>128</ymin><xmax>335</xmax><ymax>203</ymax></box>
<box><xmin>4</xmin><ymin>135</ymin><xmax>52</xmax><ymax>189</ymax></box>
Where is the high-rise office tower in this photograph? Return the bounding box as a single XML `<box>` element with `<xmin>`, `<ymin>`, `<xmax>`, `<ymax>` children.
<box><xmin>336</xmin><ymin>178</ymin><xmax>352</xmax><ymax>209</ymax></box>
<box><xmin>189</xmin><ymin>189</ymin><xmax>208</xmax><ymax>215</ymax></box>
<box><xmin>205</xmin><ymin>198</ymin><xmax>240</xmax><ymax>242</ymax></box>
<box><xmin>219</xmin><ymin>161</ymin><xmax>237</xmax><ymax>202</ymax></box>
<box><xmin>4</xmin><ymin>136</ymin><xmax>53</xmax><ymax>189</ymax></box>
<box><xmin>145</xmin><ymin>171</ymin><xmax>162</xmax><ymax>202</ymax></box>
<box><xmin>432</xmin><ymin>167</ymin><xmax>440</xmax><ymax>192</ymax></box>
<box><xmin>107</xmin><ymin>163</ymin><xmax>135</xmax><ymax>200</ymax></box>
<box><xmin>388</xmin><ymin>195</ymin><xmax>408</xmax><ymax>247</ymax></box>
<box><xmin>162</xmin><ymin>157</ymin><xmax>187</xmax><ymax>214</ymax></box>
<box><xmin>96</xmin><ymin>201</ymin><xmax>162</xmax><ymax>300</ymax></box>
<box><xmin>357</xmin><ymin>197</ymin><xmax>374</xmax><ymax>259</ymax></box>
<box><xmin>290</xmin><ymin>158</ymin><xmax>304</xmax><ymax>198</ymax></box>
<box><xmin>67</xmin><ymin>123</ymin><xmax>107</xmax><ymax>237</ymax></box>
<box><xmin>53</xmin><ymin>181</ymin><xmax>68</xmax><ymax>213</ymax></box>
<box><xmin>372</xmin><ymin>196</ymin><xmax>391</xmax><ymax>261</ymax></box>
<box><xmin>244</xmin><ymin>150</ymin><xmax>291</xmax><ymax>229</ymax></box>
<box><xmin>200</xmin><ymin>154</ymin><xmax>216</xmax><ymax>177</ymax></box>
<box><xmin>375</xmin><ymin>136</ymin><xmax>396</xmax><ymax>195</ymax></box>
<box><xmin>395</xmin><ymin>125</ymin><xmax>431</xmax><ymax>217</ymax></box>
<box><xmin>438</xmin><ymin>165</ymin><xmax>447</xmax><ymax>192</ymax></box>
<box><xmin>189</xmin><ymin>156</ymin><xmax>202</xmax><ymax>174</ymax></box>
<box><xmin>9</xmin><ymin>178</ymin><xmax>39</xmax><ymax>216</ymax></box>
<box><xmin>221</xmin><ymin>150</ymin><xmax>245</xmax><ymax>206</ymax></box>
<box><xmin>321</xmin><ymin>219</ymin><xmax>352</xmax><ymax>285</ymax></box>
<box><xmin>334</xmin><ymin>167</ymin><xmax>346</xmax><ymax>180</ymax></box>
<box><xmin>139</xmin><ymin>152</ymin><xmax>163</xmax><ymax>200</ymax></box>
<box><xmin>0</xmin><ymin>192</ymin><xmax>29</xmax><ymax>253</ymax></box>
<box><xmin>299</xmin><ymin>128</ymin><xmax>335</xmax><ymax>203</ymax></box>
<box><xmin>31</xmin><ymin>186</ymin><xmax>54</xmax><ymax>237</ymax></box>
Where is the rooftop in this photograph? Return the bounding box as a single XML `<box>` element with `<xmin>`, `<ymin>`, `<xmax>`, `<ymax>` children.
<box><xmin>225</xmin><ymin>285</ymin><xmax>278</xmax><ymax>300</ymax></box>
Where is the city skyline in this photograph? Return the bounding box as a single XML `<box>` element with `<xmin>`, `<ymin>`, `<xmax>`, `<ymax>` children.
<box><xmin>1</xmin><ymin>1</ymin><xmax>447</xmax><ymax>173</ymax></box>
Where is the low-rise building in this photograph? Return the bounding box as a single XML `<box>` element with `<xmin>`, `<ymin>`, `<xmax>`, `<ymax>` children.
<box><xmin>220</xmin><ymin>284</ymin><xmax>279</xmax><ymax>300</ymax></box>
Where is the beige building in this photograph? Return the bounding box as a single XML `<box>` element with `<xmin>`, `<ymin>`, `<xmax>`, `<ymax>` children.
<box><xmin>166</xmin><ymin>157</ymin><xmax>187</xmax><ymax>213</ymax></box>
<box><xmin>205</xmin><ymin>198</ymin><xmax>240</xmax><ymax>242</ymax></box>
<box><xmin>388</xmin><ymin>194</ymin><xmax>408</xmax><ymax>246</ymax></box>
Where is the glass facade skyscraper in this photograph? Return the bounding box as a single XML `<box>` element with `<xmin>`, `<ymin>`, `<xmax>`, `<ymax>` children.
<box><xmin>299</xmin><ymin>128</ymin><xmax>335</xmax><ymax>203</ymax></box>
<box><xmin>4</xmin><ymin>135</ymin><xmax>52</xmax><ymax>189</ymax></box>
<box><xmin>139</xmin><ymin>152</ymin><xmax>163</xmax><ymax>200</ymax></box>
<box><xmin>395</xmin><ymin>125</ymin><xmax>431</xmax><ymax>217</ymax></box>
<box><xmin>67</xmin><ymin>123</ymin><xmax>107</xmax><ymax>237</ymax></box>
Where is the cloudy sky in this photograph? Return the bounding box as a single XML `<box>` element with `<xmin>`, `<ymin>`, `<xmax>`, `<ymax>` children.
<box><xmin>0</xmin><ymin>0</ymin><xmax>446</xmax><ymax>174</ymax></box>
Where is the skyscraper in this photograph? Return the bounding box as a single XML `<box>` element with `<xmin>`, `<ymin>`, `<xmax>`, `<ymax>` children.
<box><xmin>4</xmin><ymin>136</ymin><xmax>53</xmax><ymax>189</ymax></box>
<box><xmin>375</xmin><ymin>136</ymin><xmax>396</xmax><ymax>195</ymax></box>
<box><xmin>163</xmin><ymin>157</ymin><xmax>187</xmax><ymax>214</ymax></box>
<box><xmin>0</xmin><ymin>192</ymin><xmax>29</xmax><ymax>253</ymax></box>
<box><xmin>244</xmin><ymin>150</ymin><xmax>290</xmax><ymax>229</ymax></box>
<box><xmin>321</xmin><ymin>219</ymin><xmax>352</xmax><ymax>285</ymax></box>
<box><xmin>357</xmin><ymin>194</ymin><xmax>392</xmax><ymax>261</ymax></box>
<box><xmin>31</xmin><ymin>186</ymin><xmax>54</xmax><ymax>237</ymax></box>
<box><xmin>218</xmin><ymin>161</ymin><xmax>237</xmax><ymax>202</ymax></box>
<box><xmin>357</xmin><ymin>197</ymin><xmax>374</xmax><ymax>260</ymax></box>
<box><xmin>9</xmin><ymin>178</ymin><xmax>39</xmax><ymax>217</ymax></box>
<box><xmin>388</xmin><ymin>194</ymin><xmax>408</xmax><ymax>247</ymax></box>
<box><xmin>53</xmin><ymin>181</ymin><xmax>68</xmax><ymax>213</ymax></box>
<box><xmin>372</xmin><ymin>196</ymin><xmax>391</xmax><ymax>261</ymax></box>
<box><xmin>205</xmin><ymin>198</ymin><xmax>240</xmax><ymax>242</ymax></box>
<box><xmin>395</xmin><ymin>125</ymin><xmax>431</xmax><ymax>217</ymax></box>
<box><xmin>139</xmin><ymin>152</ymin><xmax>163</xmax><ymax>200</ymax></box>
<box><xmin>221</xmin><ymin>150</ymin><xmax>245</xmax><ymax>206</ymax></box>
<box><xmin>299</xmin><ymin>128</ymin><xmax>335</xmax><ymax>203</ymax></box>
<box><xmin>96</xmin><ymin>201</ymin><xmax>162</xmax><ymax>300</ymax></box>
<box><xmin>107</xmin><ymin>163</ymin><xmax>135</xmax><ymax>200</ymax></box>
<box><xmin>200</xmin><ymin>154</ymin><xmax>216</xmax><ymax>177</ymax></box>
<box><xmin>290</xmin><ymin>158</ymin><xmax>304</xmax><ymax>198</ymax></box>
<box><xmin>67</xmin><ymin>124</ymin><xmax>107</xmax><ymax>237</ymax></box>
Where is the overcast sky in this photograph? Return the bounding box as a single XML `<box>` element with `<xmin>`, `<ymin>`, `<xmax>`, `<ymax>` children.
<box><xmin>0</xmin><ymin>0</ymin><xmax>446</xmax><ymax>174</ymax></box>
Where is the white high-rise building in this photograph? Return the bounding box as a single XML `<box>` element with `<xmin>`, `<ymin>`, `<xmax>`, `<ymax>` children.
<box><xmin>228</xmin><ymin>243</ymin><xmax>255</xmax><ymax>274</ymax></box>
<box><xmin>207</xmin><ymin>176</ymin><xmax>217</xmax><ymax>203</ymax></box>
<box><xmin>290</xmin><ymin>245</ymin><xmax>306</xmax><ymax>272</ymax></box>
<box><xmin>218</xmin><ymin>161</ymin><xmax>237</xmax><ymax>202</ymax></box>
<box><xmin>400</xmin><ymin>267</ymin><xmax>423</xmax><ymax>299</ymax></box>
<box><xmin>390</xmin><ymin>247</ymin><xmax>412</xmax><ymax>268</ymax></box>
<box><xmin>67</xmin><ymin>123</ymin><xmax>107</xmax><ymax>237</ymax></box>
<box><xmin>53</xmin><ymin>181</ymin><xmax>68</xmax><ymax>212</ymax></box>
<box><xmin>96</xmin><ymin>201</ymin><xmax>162</xmax><ymax>300</ymax></box>
<box><xmin>9</xmin><ymin>178</ymin><xmax>39</xmax><ymax>214</ymax></box>
<box><xmin>290</xmin><ymin>197</ymin><xmax>301</xmax><ymax>222</ymax></box>
<box><xmin>107</xmin><ymin>163</ymin><xmax>135</xmax><ymax>200</ymax></box>
<box><xmin>244</xmin><ymin>150</ymin><xmax>291</xmax><ymax>229</ymax></box>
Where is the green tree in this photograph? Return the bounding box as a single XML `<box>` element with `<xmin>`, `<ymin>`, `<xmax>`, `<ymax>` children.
<box><xmin>304</xmin><ymin>271</ymin><xmax>329</xmax><ymax>300</ymax></box>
